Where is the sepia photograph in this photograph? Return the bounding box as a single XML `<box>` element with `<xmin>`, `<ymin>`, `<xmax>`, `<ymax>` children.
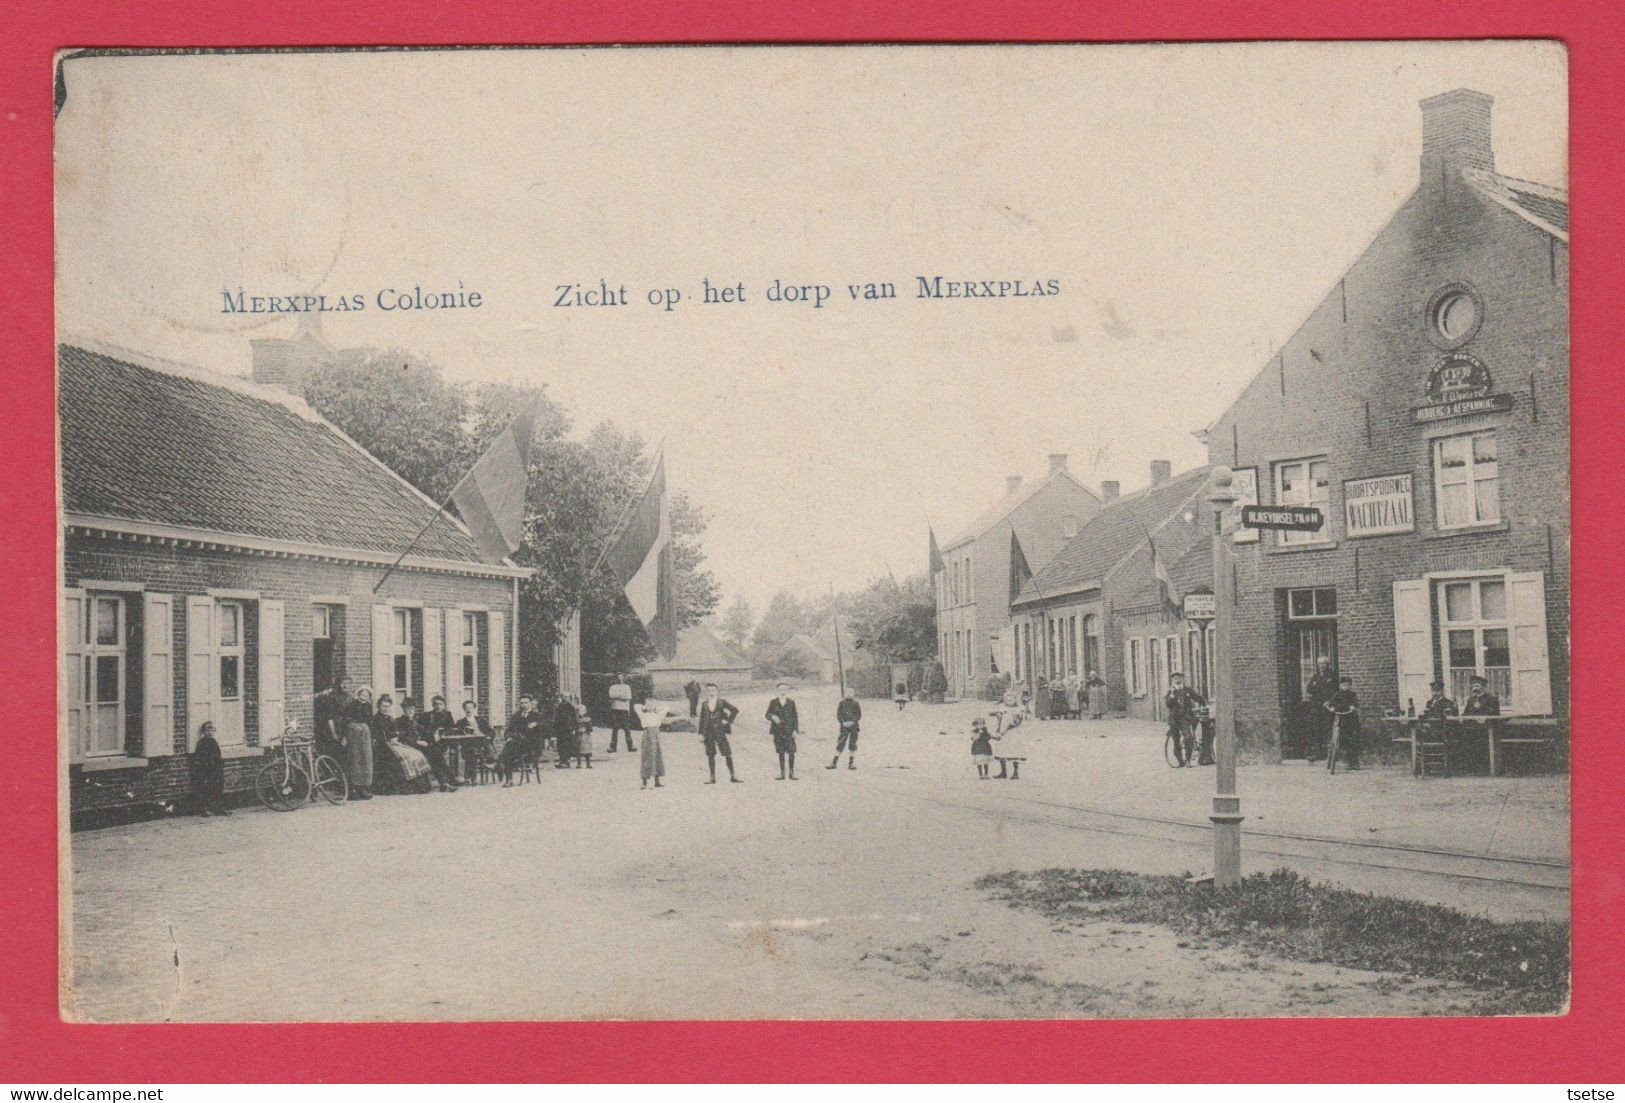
<box><xmin>53</xmin><ymin>41</ymin><xmax>1569</xmax><ymax>1024</ymax></box>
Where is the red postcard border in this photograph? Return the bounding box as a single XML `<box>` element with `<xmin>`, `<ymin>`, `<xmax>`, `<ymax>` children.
<box><xmin>2</xmin><ymin>0</ymin><xmax>1620</xmax><ymax>1084</ymax></box>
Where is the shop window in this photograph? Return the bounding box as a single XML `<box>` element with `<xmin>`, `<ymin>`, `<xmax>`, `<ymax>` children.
<box><xmin>1287</xmin><ymin>587</ymin><xmax>1337</xmax><ymax>619</ymax></box>
<box><xmin>1433</xmin><ymin>430</ymin><xmax>1500</xmax><ymax>529</ymax></box>
<box><xmin>1439</xmin><ymin>578</ymin><xmax>1512</xmax><ymax>703</ymax></box>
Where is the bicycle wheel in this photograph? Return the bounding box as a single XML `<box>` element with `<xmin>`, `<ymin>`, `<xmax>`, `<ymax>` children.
<box><xmin>311</xmin><ymin>755</ymin><xmax>350</xmax><ymax>804</ymax></box>
<box><xmin>1164</xmin><ymin>728</ymin><xmax>1183</xmax><ymax>768</ymax></box>
<box><xmin>256</xmin><ymin>759</ymin><xmax>311</xmax><ymax>811</ymax></box>
<box><xmin>1327</xmin><ymin>720</ymin><xmax>1340</xmax><ymax>774</ymax></box>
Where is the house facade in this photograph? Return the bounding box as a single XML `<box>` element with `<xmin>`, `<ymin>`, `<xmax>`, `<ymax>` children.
<box><xmin>1201</xmin><ymin>89</ymin><xmax>1569</xmax><ymax>758</ymax></box>
<box><xmin>935</xmin><ymin>454</ymin><xmax>1101</xmax><ymax>698</ymax></box>
<box><xmin>60</xmin><ymin>341</ymin><xmax>531</xmax><ymax>815</ymax></box>
<box><xmin>1009</xmin><ymin>463</ymin><xmax>1211</xmax><ymax>721</ymax></box>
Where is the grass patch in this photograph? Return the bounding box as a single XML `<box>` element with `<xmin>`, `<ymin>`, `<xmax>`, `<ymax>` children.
<box><xmin>976</xmin><ymin>867</ymin><xmax>1568</xmax><ymax>1015</ymax></box>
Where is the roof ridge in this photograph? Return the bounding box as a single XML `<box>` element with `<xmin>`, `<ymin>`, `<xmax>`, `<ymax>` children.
<box><xmin>943</xmin><ymin>465</ymin><xmax>1100</xmax><ymax>549</ymax></box>
<box><xmin>1468</xmin><ymin>167</ymin><xmax>1568</xmax><ymax>201</ymax></box>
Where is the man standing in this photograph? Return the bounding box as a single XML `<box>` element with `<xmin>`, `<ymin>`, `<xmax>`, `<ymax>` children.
<box><xmin>829</xmin><ymin>685</ymin><xmax>861</xmax><ymax>770</ymax></box>
<box><xmin>765</xmin><ymin>682</ymin><xmax>801</xmax><ymax>781</ymax></box>
<box><xmin>1463</xmin><ymin>674</ymin><xmax>1502</xmax><ymax>716</ymax></box>
<box><xmin>697</xmin><ymin>682</ymin><xmax>742</xmax><ymax>784</ymax></box>
<box><xmin>314</xmin><ymin>674</ymin><xmax>351</xmax><ymax>763</ymax></box>
<box><xmin>607</xmin><ymin>673</ymin><xmax>636</xmax><ymax>753</ymax></box>
<box><xmin>553</xmin><ymin>692</ymin><xmax>580</xmax><ymax>768</ymax></box>
<box><xmin>684</xmin><ymin>678</ymin><xmax>702</xmax><ymax>718</ymax></box>
<box><xmin>1164</xmin><ymin>671</ymin><xmax>1207</xmax><ymax>768</ymax></box>
<box><xmin>1305</xmin><ymin>655</ymin><xmax>1339</xmax><ymax>760</ymax></box>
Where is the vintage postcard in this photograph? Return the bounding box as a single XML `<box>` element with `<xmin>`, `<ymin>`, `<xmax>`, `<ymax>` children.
<box><xmin>54</xmin><ymin>41</ymin><xmax>1568</xmax><ymax>1022</ymax></box>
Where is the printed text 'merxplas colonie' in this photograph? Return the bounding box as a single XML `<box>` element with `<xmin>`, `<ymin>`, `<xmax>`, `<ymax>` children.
<box><xmin>219</xmin><ymin>275</ymin><xmax>1063</xmax><ymax>317</ymax></box>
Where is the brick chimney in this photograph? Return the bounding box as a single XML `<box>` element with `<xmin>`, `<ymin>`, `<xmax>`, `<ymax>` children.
<box><xmin>1150</xmin><ymin>460</ymin><xmax>1172</xmax><ymax>485</ymax></box>
<box><xmin>1420</xmin><ymin>89</ymin><xmax>1494</xmax><ymax>178</ymax></box>
<box><xmin>1005</xmin><ymin>475</ymin><xmax>1024</xmax><ymax>495</ymax></box>
<box><xmin>1048</xmin><ymin>453</ymin><xmax>1068</xmax><ymax>476</ymax></box>
<box><xmin>1100</xmin><ymin>480</ymin><xmax>1120</xmax><ymax>502</ymax></box>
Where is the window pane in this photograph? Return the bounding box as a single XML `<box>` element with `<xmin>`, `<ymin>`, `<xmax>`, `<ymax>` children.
<box><xmin>220</xmin><ymin>655</ymin><xmax>240</xmax><ymax>698</ymax></box>
<box><xmin>1444</xmin><ymin>583</ymin><xmax>1473</xmax><ymax>622</ymax></box>
<box><xmin>394</xmin><ymin>653</ymin><xmax>408</xmax><ymax>692</ymax></box>
<box><xmin>1278</xmin><ymin>464</ymin><xmax>1299</xmax><ymax>502</ymax></box>
<box><xmin>95</xmin><ymin>654</ymin><xmax>121</xmax><ymax>702</ymax></box>
<box><xmin>1448</xmin><ymin>630</ymin><xmax>1476</xmax><ymax>670</ymax></box>
<box><xmin>463</xmin><ymin>614</ymin><xmax>475</xmax><ymax>647</ymax></box>
<box><xmin>1316</xmin><ymin>589</ymin><xmax>1337</xmax><ymax>616</ymax></box>
<box><xmin>1472</xmin><ymin>432</ymin><xmax>1498</xmax><ymax>465</ymax></box>
<box><xmin>1479</xmin><ymin>581</ymin><xmax>1507</xmax><ymax>621</ymax></box>
<box><xmin>394</xmin><ymin>609</ymin><xmax>409</xmax><ymax>646</ymax></box>
<box><xmin>1439</xmin><ymin>436</ymin><xmax>1470</xmax><ymax>467</ymax></box>
<box><xmin>1290</xmin><ymin>590</ymin><xmax>1313</xmax><ymax>618</ymax></box>
<box><xmin>463</xmin><ymin>655</ymin><xmax>475</xmax><ymax>689</ymax></box>
<box><xmin>314</xmin><ymin>606</ymin><xmax>330</xmax><ymax>638</ymax></box>
<box><xmin>1483</xmin><ymin>628</ymin><xmax>1510</xmax><ymax>670</ymax></box>
<box><xmin>1440</xmin><ymin>483</ymin><xmax>1470</xmax><ymax>527</ymax></box>
<box><xmin>1474</xmin><ymin>477</ymin><xmax>1500</xmax><ymax>523</ymax></box>
<box><xmin>94</xmin><ymin>598</ymin><xmax>119</xmax><ymax>645</ymax></box>
<box><xmin>219</xmin><ymin>604</ymin><xmax>239</xmax><ymax>647</ymax></box>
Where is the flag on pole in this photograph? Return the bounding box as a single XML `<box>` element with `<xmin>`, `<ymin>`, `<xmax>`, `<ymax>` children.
<box><xmin>929</xmin><ymin>525</ymin><xmax>945</xmax><ymax>576</ymax></box>
<box><xmin>1144</xmin><ymin>524</ymin><xmax>1176</xmax><ymax>612</ymax></box>
<box><xmin>450</xmin><ymin>401</ymin><xmax>540</xmax><ymax>562</ymax></box>
<box><xmin>1010</xmin><ymin>529</ymin><xmax>1034</xmax><ymax>603</ymax></box>
<box><xmin>605</xmin><ymin>455</ymin><xmax>677</xmax><ymax>661</ymax></box>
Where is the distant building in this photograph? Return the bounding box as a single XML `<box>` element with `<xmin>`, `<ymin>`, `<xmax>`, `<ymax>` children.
<box><xmin>1010</xmin><ymin>463</ymin><xmax>1210</xmax><ymax>721</ymax></box>
<box><xmin>935</xmin><ymin>454</ymin><xmax>1102</xmax><ymax>698</ymax></box>
<box><xmin>1201</xmin><ymin>89</ymin><xmax>1568</xmax><ymax>757</ymax></box>
<box><xmin>59</xmin><ymin>341</ymin><xmax>530</xmax><ymax>816</ymax></box>
<box><xmin>646</xmin><ymin>624</ymin><xmax>754</xmax><ymax>696</ymax></box>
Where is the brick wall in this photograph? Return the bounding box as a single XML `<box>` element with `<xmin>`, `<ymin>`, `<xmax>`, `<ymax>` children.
<box><xmin>65</xmin><ymin>533</ymin><xmax>516</xmax><ymax>811</ymax></box>
<box><xmin>1204</xmin><ymin>170</ymin><xmax>1568</xmax><ymax>756</ymax></box>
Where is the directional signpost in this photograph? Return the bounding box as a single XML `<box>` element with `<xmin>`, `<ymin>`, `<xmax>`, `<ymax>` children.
<box><xmin>1241</xmin><ymin>505</ymin><xmax>1324</xmax><ymax>532</ymax></box>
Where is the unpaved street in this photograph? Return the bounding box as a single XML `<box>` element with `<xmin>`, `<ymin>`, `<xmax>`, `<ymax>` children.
<box><xmin>68</xmin><ymin>691</ymin><xmax>1567</xmax><ymax>1021</ymax></box>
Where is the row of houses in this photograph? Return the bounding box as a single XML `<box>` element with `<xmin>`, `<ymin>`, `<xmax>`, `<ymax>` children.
<box><xmin>934</xmin><ymin>89</ymin><xmax>1569</xmax><ymax>757</ymax></box>
<box><xmin>59</xmin><ymin>331</ymin><xmax>579</xmax><ymax>816</ymax></box>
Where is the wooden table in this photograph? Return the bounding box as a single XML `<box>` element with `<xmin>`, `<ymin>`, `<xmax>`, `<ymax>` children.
<box><xmin>1380</xmin><ymin>714</ymin><xmax>1565</xmax><ymax>776</ymax></box>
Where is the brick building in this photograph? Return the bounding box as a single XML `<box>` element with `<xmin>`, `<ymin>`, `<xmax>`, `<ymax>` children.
<box><xmin>935</xmin><ymin>454</ymin><xmax>1101</xmax><ymax>698</ymax></box>
<box><xmin>60</xmin><ymin>341</ymin><xmax>531</xmax><ymax>815</ymax></box>
<box><xmin>1200</xmin><ymin>89</ymin><xmax>1568</xmax><ymax>758</ymax></box>
<box><xmin>1010</xmin><ymin>463</ymin><xmax>1211</xmax><ymax>721</ymax></box>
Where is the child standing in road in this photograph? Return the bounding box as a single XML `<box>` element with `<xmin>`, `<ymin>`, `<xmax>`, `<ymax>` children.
<box><xmin>970</xmin><ymin>718</ymin><xmax>993</xmax><ymax>780</ymax></box>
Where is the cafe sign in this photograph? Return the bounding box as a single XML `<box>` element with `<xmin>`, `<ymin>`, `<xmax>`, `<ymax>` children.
<box><xmin>1183</xmin><ymin>593</ymin><xmax>1215</xmax><ymax>621</ymax></box>
<box><xmin>1344</xmin><ymin>473</ymin><xmax>1414</xmax><ymax>537</ymax></box>
<box><xmin>1413</xmin><ymin>353</ymin><xmax>1513</xmax><ymax>423</ymax></box>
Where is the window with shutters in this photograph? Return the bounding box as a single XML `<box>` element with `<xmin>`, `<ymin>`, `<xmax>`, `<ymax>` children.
<box><xmin>457</xmin><ymin>611</ymin><xmax>483</xmax><ymax>707</ymax></box>
<box><xmin>385</xmin><ymin>607</ymin><xmax>424</xmax><ymax>705</ymax></box>
<box><xmin>1274</xmin><ymin>457</ymin><xmax>1331</xmax><ymax>546</ymax></box>
<box><xmin>312</xmin><ymin>603</ymin><xmax>343</xmax><ymax>693</ymax></box>
<box><xmin>216</xmin><ymin>600</ymin><xmax>247</xmax><ymax>745</ymax></box>
<box><xmin>1433</xmin><ymin>430</ymin><xmax>1500</xmax><ymax>529</ymax></box>
<box><xmin>1439</xmin><ymin>577</ymin><xmax>1511</xmax><ymax>703</ymax></box>
<box><xmin>79</xmin><ymin>593</ymin><xmax>131</xmax><ymax>758</ymax></box>
<box><xmin>1128</xmin><ymin>637</ymin><xmax>1145</xmax><ymax>697</ymax></box>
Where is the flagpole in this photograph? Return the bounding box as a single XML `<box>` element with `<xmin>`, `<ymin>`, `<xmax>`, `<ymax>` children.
<box><xmin>829</xmin><ymin>583</ymin><xmax>847</xmax><ymax>692</ymax></box>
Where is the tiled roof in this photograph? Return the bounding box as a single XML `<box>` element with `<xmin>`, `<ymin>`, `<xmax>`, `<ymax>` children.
<box><xmin>1014</xmin><ymin>466</ymin><xmax>1210</xmax><ymax>605</ymax></box>
<box><xmin>59</xmin><ymin>343</ymin><xmax>498</xmax><ymax>564</ymax></box>
<box><xmin>1463</xmin><ymin>168</ymin><xmax>1568</xmax><ymax>241</ymax></box>
<box><xmin>648</xmin><ymin>625</ymin><xmax>753</xmax><ymax>672</ymax></box>
<box><xmin>944</xmin><ymin>468</ymin><xmax>1097</xmax><ymax>550</ymax></box>
<box><xmin>1167</xmin><ymin>537</ymin><xmax>1213</xmax><ymax>598</ymax></box>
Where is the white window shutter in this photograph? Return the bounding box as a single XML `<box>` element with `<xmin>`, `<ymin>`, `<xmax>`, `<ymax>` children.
<box><xmin>63</xmin><ymin>588</ymin><xmax>86</xmax><ymax>759</ymax></box>
<box><xmin>142</xmin><ymin>592</ymin><xmax>175</xmax><ymax>758</ymax></box>
<box><xmin>423</xmin><ymin>607</ymin><xmax>444</xmax><ymax>704</ymax></box>
<box><xmin>488</xmin><ymin>610</ymin><xmax>507</xmax><ymax>723</ymax></box>
<box><xmin>1508</xmin><ymin>571</ymin><xmax>1552</xmax><ymax>716</ymax></box>
<box><xmin>186</xmin><ymin>596</ymin><xmax>216</xmax><ymax>750</ymax></box>
<box><xmin>1392</xmin><ymin>579</ymin><xmax>1433</xmax><ymax>714</ymax></box>
<box><xmin>371</xmin><ymin>603</ymin><xmax>393</xmax><ymax>698</ymax></box>
<box><xmin>259</xmin><ymin>599</ymin><xmax>285</xmax><ymax>745</ymax></box>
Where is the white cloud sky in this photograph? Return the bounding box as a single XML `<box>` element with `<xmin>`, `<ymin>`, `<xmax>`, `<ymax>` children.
<box><xmin>54</xmin><ymin>42</ymin><xmax>1566</xmax><ymax>613</ymax></box>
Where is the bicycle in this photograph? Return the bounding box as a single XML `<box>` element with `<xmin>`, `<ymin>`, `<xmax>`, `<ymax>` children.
<box><xmin>255</xmin><ymin>720</ymin><xmax>350</xmax><ymax>811</ymax></box>
<box><xmin>1164</xmin><ymin>717</ymin><xmax>1196</xmax><ymax>768</ymax></box>
<box><xmin>1326</xmin><ymin>707</ymin><xmax>1358</xmax><ymax>774</ymax></box>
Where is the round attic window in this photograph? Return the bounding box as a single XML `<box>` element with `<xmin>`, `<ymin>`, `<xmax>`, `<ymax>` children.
<box><xmin>1426</xmin><ymin>283</ymin><xmax>1483</xmax><ymax>349</ymax></box>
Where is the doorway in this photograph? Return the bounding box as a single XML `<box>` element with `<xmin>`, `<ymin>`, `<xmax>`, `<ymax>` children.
<box><xmin>1282</xmin><ymin>587</ymin><xmax>1338</xmax><ymax>758</ymax></box>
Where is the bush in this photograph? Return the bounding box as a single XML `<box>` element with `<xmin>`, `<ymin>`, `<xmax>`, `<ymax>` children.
<box><xmin>922</xmin><ymin>661</ymin><xmax>948</xmax><ymax>702</ymax></box>
<box><xmin>847</xmin><ymin>665</ymin><xmax>891</xmax><ymax>699</ymax></box>
<box><xmin>983</xmin><ymin>672</ymin><xmax>1012</xmax><ymax>701</ymax></box>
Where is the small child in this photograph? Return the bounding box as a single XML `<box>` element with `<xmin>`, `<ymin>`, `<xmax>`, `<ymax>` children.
<box><xmin>970</xmin><ymin>718</ymin><xmax>994</xmax><ymax>780</ymax></box>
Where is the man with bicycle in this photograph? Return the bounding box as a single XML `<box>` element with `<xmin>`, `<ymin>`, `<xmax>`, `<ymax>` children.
<box><xmin>1164</xmin><ymin>671</ymin><xmax>1208</xmax><ymax>768</ymax></box>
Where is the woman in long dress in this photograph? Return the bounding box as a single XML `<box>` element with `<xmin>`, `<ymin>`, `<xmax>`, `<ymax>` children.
<box><xmin>634</xmin><ymin>700</ymin><xmax>667</xmax><ymax>788</ymax></box>
<box><xmin>343</xmin><ymin>686</ymin><xmax>376</xmax><ymax>800</ymax></box>
<box><xmin>374</xmin><ymin>693</ymin><xmax>432</xmax><ymax>794</ymax></box>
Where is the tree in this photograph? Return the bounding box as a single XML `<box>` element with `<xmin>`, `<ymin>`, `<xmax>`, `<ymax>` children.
<box><xmin>848</xmin><ymin>573</ymin><xmax>938</xmax><ymax>663</ymax></box>
<box><xmin>716</xmin><ymin>596</ymin><xmax>754</xmax><ymax>654</ymax></box>
<box><xmin>748</xmin><ymin>591</ymin><xmax>809</xmax><ymax>668</ymax></box>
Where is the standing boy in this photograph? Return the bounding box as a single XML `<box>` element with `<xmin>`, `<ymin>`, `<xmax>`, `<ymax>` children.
<box><xmin>830</xmin><ymin>685</ymin><xmax>862</xmax><ymax>770</ymax></box>
<box><xmin>765</xmin><ymin>682</ymin><xmax>801</xmax><ymax>780</ymax></box>
<box><xmin>697</xmin><ymin>682</ymin><xmax>742</xmax><ymax>784</ymax></box>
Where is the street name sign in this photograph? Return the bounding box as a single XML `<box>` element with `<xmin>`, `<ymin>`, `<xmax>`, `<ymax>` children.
<box><xmin>1241</xmin><ymin>505</ymin><xmax>1324</xmax><ymax>531</ymax></box>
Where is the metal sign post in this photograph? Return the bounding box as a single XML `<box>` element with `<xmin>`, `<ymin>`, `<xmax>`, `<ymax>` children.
<box><xmin>1207</xmin><ymin>468</ymin><xmax>1243</xmax><ymax>890</ymax></box>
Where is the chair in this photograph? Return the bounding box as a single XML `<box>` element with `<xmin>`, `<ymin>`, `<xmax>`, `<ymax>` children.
<box><xmin>1415</xmin><ymin>719</ymin><xmax>1451</xmax><ymax>778</ymax></box>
